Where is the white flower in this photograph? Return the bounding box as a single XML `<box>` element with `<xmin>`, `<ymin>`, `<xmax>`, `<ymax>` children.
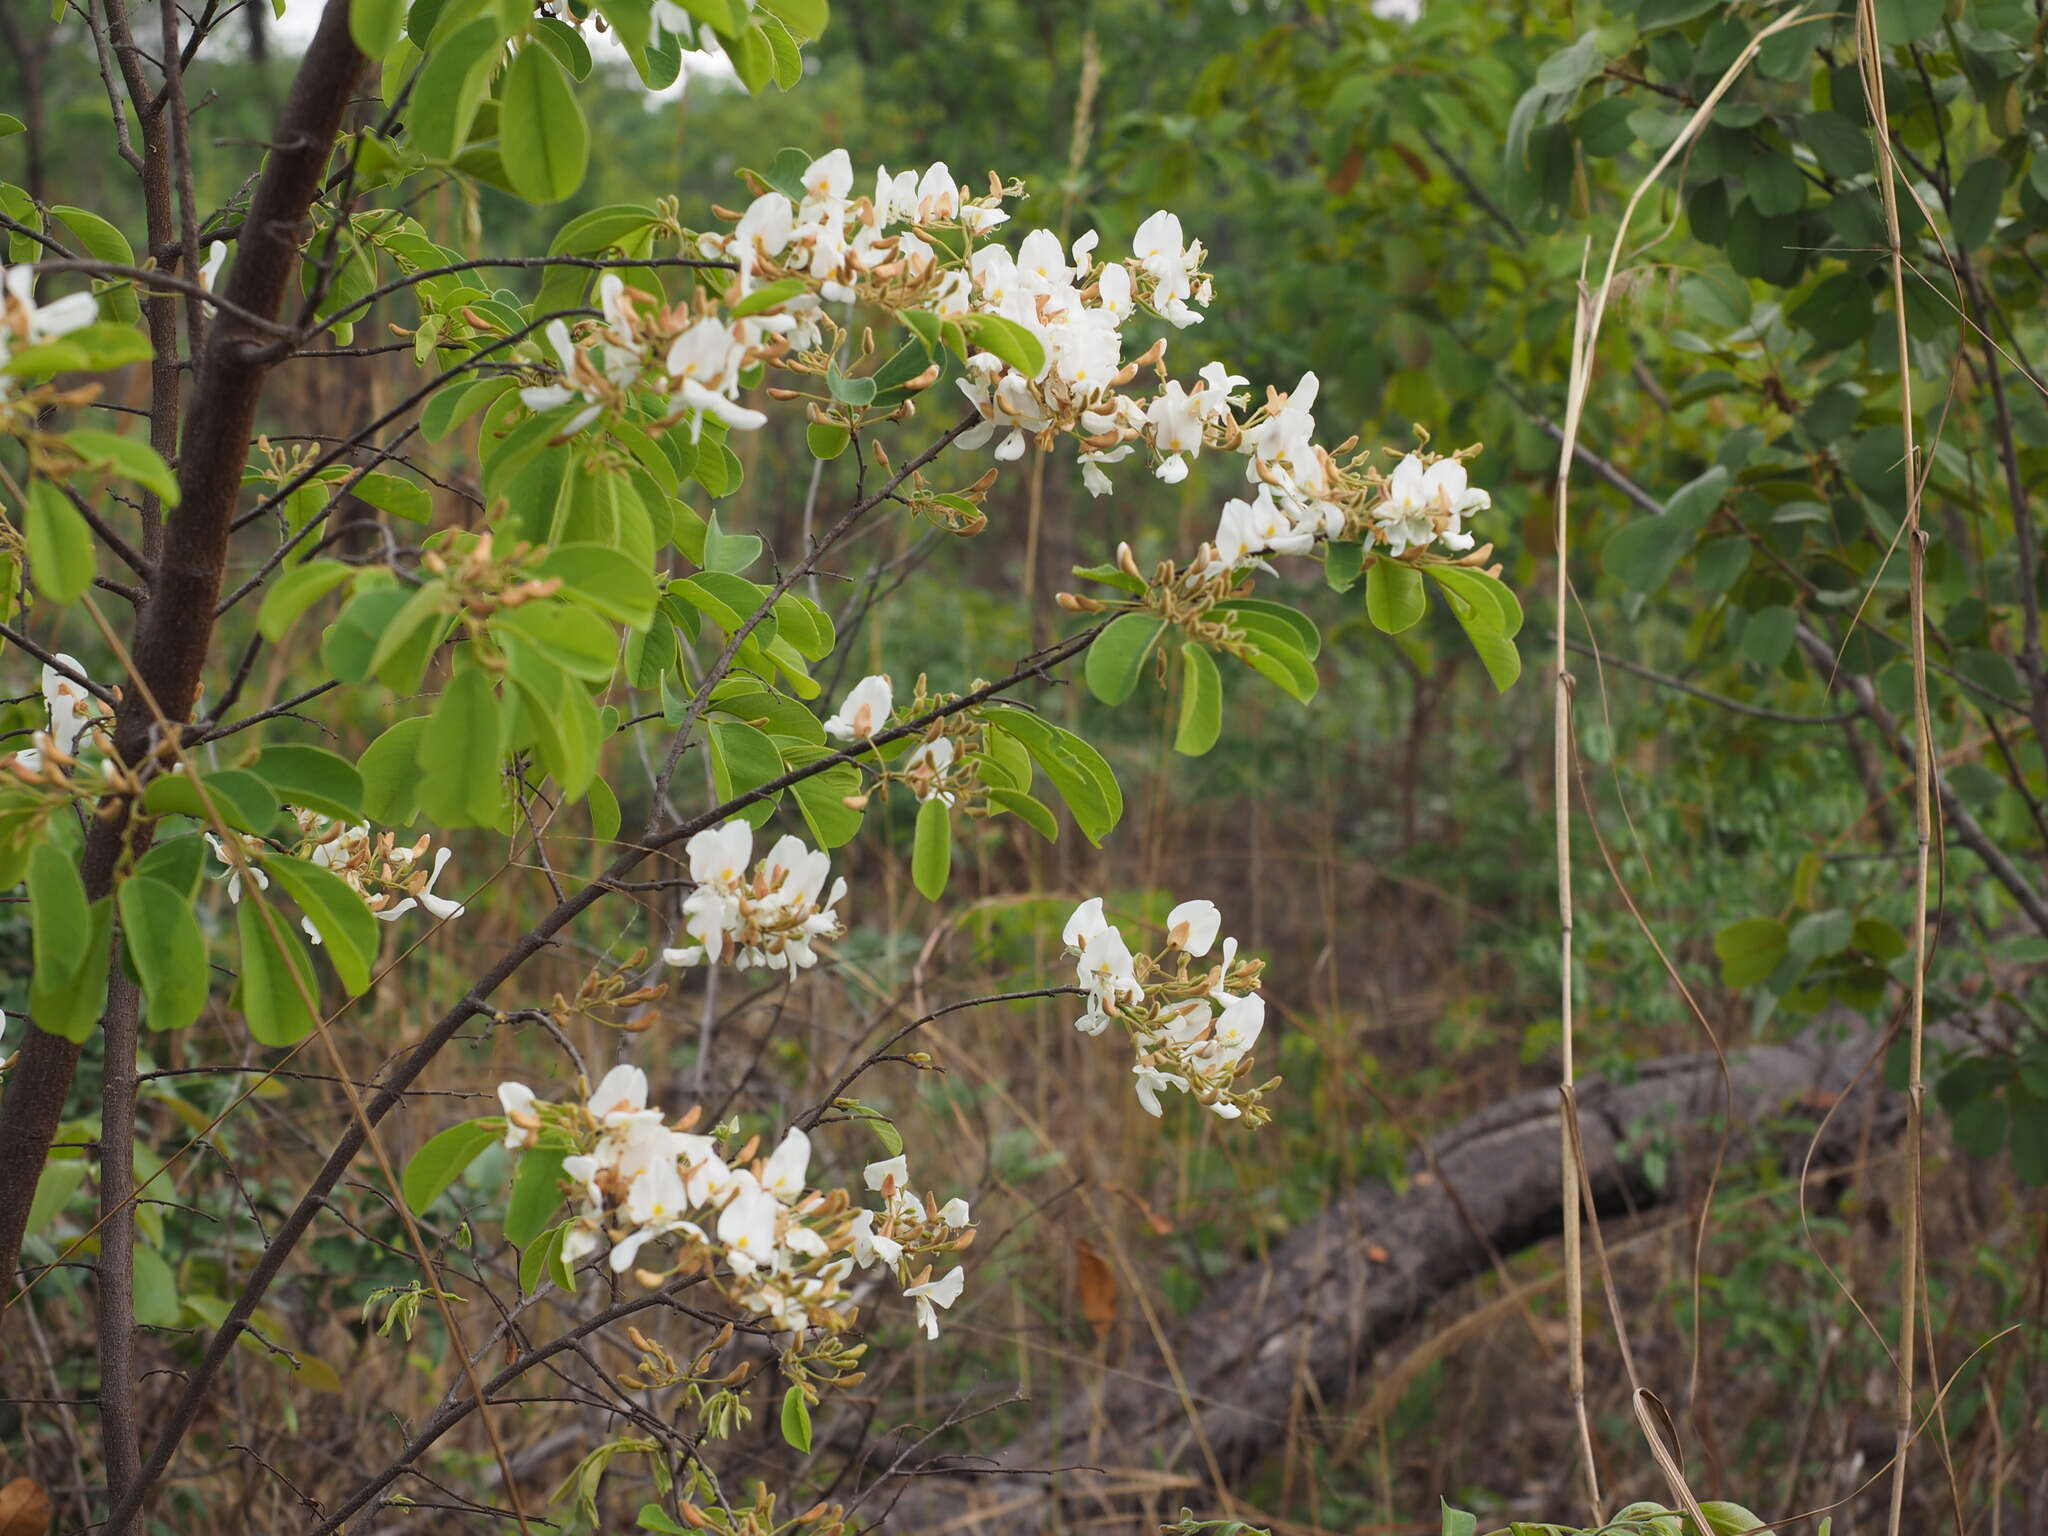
<box><xmin>1095</xmin><ymin>261</ymin><xmax>1133</xmax><ymax>322</ymax></box>
<box><xmin>1148</xmin><ymin>380</ymin><xmax>1207</xmax><ymax>483</ymax></box>
<box><xmin>1370</xmin><ymin>453</ymin><xmax>1488</xmax><ymax>557</ymax></box>
<box><xmin>801</xmin><ymin>147</ymin><xmax>853</xmax><ymax>206</ymax></box>
<box><xmin>1373</xmin><ymin>0</ymin><xmax>1423</xmax><ymax>21</ymax></box>
<box><xmin>1211</xmin><ymin>990</ymin><xmax>1265</xmax><ymax>1066</ymax></box>
<box><xmin>863</xmin><ymin>1154</ymin><xmax>910</xmax><ymax>1194</ymax></box>
<box><xmin>1194</xmin><ymin>361</ymin><xmax>1248</xmax><ymax>415</ymax></box>
<box><xmin>204</xmin><ymin>833</ymin><xmax>269</xmax><ymax>904</ymax></box>
<box><xmin>1132</xmin><ymin>1061</ymin><xmax>1190</xmax><ymax>1117</ymax></box>
<box><xmin>664</xmin><ymin>821</ymin><xmax>845</xmax><ymax>972</ymax></box>
<box><xmin>200</xmin><ymin>241</ymin><xmax>228</xmax><ymax>292</ymax></box>
<box><xmin>761</xmin><ymin>1126</ymin><xmax>811</xmax><ymax>1202</ymax></box>
<box><xmin>938</xmin><ymin>1197</ymin><xmax>971</xmax><ymax>1228</ymax></box>
<box><xmin>677</xmin><ymin>1134</ymin><xmax>736</xmax><ymax>1206</ymax></box>
<box><xmin>717</xmin><ymin>1175</ymin><xmax>780</xmax><ymax>1275</ymax></box>
<box><xmin>1076</xmin><ymin>924</ymin><xmax>1141</xmax><ymax>1013</ymax></box>
<box><xmin>904</xmin><ymin>1265</ymin><xmax>965</xmax><ymax>1339</ymax></box>
<box><xmin>1</xmin><ymin>263</ymin><xmax>97</xmax><ymax>352</ymax></box>
<box><xmin>904</xmin><ymin>736</ymin><xmax>956</xmax><ymax>806</ymax></box>
<box><xmin>849</xmin><ymin>1207</ymin><xmax>903</xmax><ymax>1269</ymax></box>
<box><xmin>497</xmin><ymin>1082</ymin><xmax>539</xmax><ymax>1149</ymax></box>
<box><xmin>587</xmin><ymin>1063</ymin><xmax>650</xmax><ymax>1126</ymax></box>
<box><xmin>1165</xmin><ymin>900</ymin><xmax>1221</xmax><ymax>957</ymax></box>
<box><xmin>15</xmin><ymin>657</ymin><xmax>97</xmax><ymax>772</ymax></box>
<box><xmin>824</xmin><ymin>674</ymin><xmax>893</xmax><ymax>742</ymax></box>
<box><xmin>1062</xmin><ymin>897</ymin><xmax>1110</xmax><ymax>949</ymax></box>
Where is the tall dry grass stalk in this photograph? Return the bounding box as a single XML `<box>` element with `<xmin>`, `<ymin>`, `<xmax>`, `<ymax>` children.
<box><xmin>1543</xmin><ymin>7</ymin><xmax>1823</xmax><ymax>1521</ymax></box>
<box><xmin>1850</xmin><ymin>4</ymin><xmax>1933</xmax><ymax>1532</ymax></box>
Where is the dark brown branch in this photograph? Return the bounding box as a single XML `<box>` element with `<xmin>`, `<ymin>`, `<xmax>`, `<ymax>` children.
<box><xmin>0</xmin><ymin>0</ymin><xmax>366</xmax><ymax>1338</ymax></box>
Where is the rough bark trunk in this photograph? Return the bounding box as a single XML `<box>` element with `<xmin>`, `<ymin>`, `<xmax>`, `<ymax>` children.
<box><xmin>880</xmin><ymin>1022</ymin><xmax>1900</xmax><ymax>1533</ymax></box>
<box><xmin>0</xmin><ymin>0</ymin><xmax>365</xmax><ymax>1301</ymax></box>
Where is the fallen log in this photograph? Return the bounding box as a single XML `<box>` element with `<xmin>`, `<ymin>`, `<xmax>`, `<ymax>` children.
<box><xmin>874</xmin><ymin>1020</ymin><xmax>1901</xmax><ymax>1532</ymax></box>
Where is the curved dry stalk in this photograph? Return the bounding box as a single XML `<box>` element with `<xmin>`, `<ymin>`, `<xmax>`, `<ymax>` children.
<box><xmin>1542</xmin><ymin>6</ymin><xmax>1825</xmax><ymax>1519</ymax></box>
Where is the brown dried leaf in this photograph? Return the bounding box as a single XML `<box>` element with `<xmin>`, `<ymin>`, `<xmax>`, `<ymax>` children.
<box><xmin>0</xmin><ymin>1476</ymin><xmax>51</xmax><ymax>1536</ymax></box>
<box><xmin>1074</xmin><ymin>1238</ymin><xmax>1117</xmax><ymax>1344</ymax></box>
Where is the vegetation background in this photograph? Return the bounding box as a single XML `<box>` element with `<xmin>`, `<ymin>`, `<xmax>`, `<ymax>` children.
<box><xmin>2</xmin><ymin>0</ymin><xmax>2045</xmax><ymax>1532</ymax></box>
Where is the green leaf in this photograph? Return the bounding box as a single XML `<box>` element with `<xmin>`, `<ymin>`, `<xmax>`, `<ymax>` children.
<box><xmin>50</xmin><ymin>206</ymin><xmax>140</xmax><ymax>323</ymax></box>
<box><xmin>29</xmin><ymin>843</ymin><xmax>112</xmax><ymax>1041</ymax></box>
<box><xmin>1366</xmin><ymin>559</ymin><xmax>1427</xmax><ymax>634</ymax></box>
<box><xmin>258</xmin><ymin>559</ymin><xmax>357</xmax><ymax>641</ymax></box>
<box><xmin>983</xmin><ymin>707</ymin><xmax>1121</xmax><ymax>845</ymax></box>
<box><xmin>235</xmin><ymin>900</ymin><xmax>324</xmax><ymax>1046</ymax></box>
<box><xmin>141</xmin><ymin>767</ymin><xmax>279</xmax><ymax>836</ymax></box>
<box><xmin>247</xmin><ymin>743</ymin><xmax>365</xmax><ymax>823</ymax></box>
<box><xmin>1740</xmin><ymin>605</ymin><xmax>1798</xmax><ymax>669</ymax></box>
<box><xmin>520</xmin><ymin>1221</ymin><xmax>569</xmax><ymax>1291</ymax></box>
<box><xmin>64</xmin><ymin>428</ymin><xmax>179</xmax><ymax>504</ymax></box>
<box><xmin>540</xmin><ymin>542</ymin><xmax>658</xmax><ymax>628</ymax></box>
<box><xmin>500</xmin><ymin>44</ymin><xmax>588</xmax><ymax>203</ymax></box>
<box><xmin>756</xmin><ymin>0</ymin><xmax>826</xmax><ymax>38</ymax></box>
<box><xmin>807</xmin><ymin>421</ymin><xmax>850</xmax><ymax>460</ymax></box>
<box><xmin>352</xmin><ymin>469</ymin><xmax>433</xmax><ymax>523</ymax></box>
<box><xmin>1715</xmin><ymin>915</ymin><xmax>1788</xmax><ymax>988</ymax></box>
<box><xmin>360</xmin><ymin>715</ymin><xmax>429</xmax><ymax>824</ymax></box>
<box><xmin>1424</xmin><ymin>565</ymin><xmax>1523</xmax><ymax>637</ymax></box>
<box><xmin>912</xmin><ymin>795</ymin><xmax>951</xmax><ymax>900</ymax></box>
<box><xmin>783</xmin><ymin>751</ymin><xmax>863</xmax><ymax>847</ymax></box>
<box><xmin>1324</xmin><ymin>540</ymin><xmax>1365</xmax><ymax>593</ymax></box>
<box><xmin>1873</xmin><ymin>0</ymin><xmax>1942</xmax><ymax>44</ymax></box>
<box><xmin>262</xmin><ymin>855</ymin><xmax>380</xmax><ymax>993</ymax></box>
<box><xmin>700</xmin><ymin>509</ymin><xmax>764</xmax><ymax>574</ymax></box>
<box><xmin>132</xmin><ymin>1243</ymin><xmax>182</xmax><ymax>1327</ymax></box>
<box><xmin>1084</xmin><ymin>613</ymin><xmax>1167</xmax><ymax>706</ymax></box>
<box><xmin>1441</xmin><ymin>1501</ymin><xmax>1478</xmax><ymax>1536</ymax></box>
<box><xmin>825</xmin><ymin>354</ymin><xmax>877</xmax><ymax>406</ymax></box>
<box><xmin>730</xmin><ymin>276</ymin><xmax>812</xmax><ymax>318</ymax></box>
<box><xmin>26</xmin><ymin>1161</ymin><xmax>87</xmax><ymax>1236</ymax></box>
<box><xmin>505</xmin><ymin>640</ymin><xmax>601</xmax><ymax>797</ymax></box>
<box><xmin>118</xmin><ymin>876</ymin><xmax>210</xmax><ymax>1032</ymax></box>
<box><xmin>1174</xmin><ymin>643</ymin><xmax>1223</xmax><ymax>757</ymax></box>
<box><xmin>960</xmin><ymin>312</ymin><xmax>1046</xmax><ymax>377</ymax></box>
<box><xmin>1603</xmin><ymin>465</ymin><xmax>1726</xmax><ymax>593</ymax></box>
<box><xmin>1951</xmin><ymin>157</ymin><xmax>2009</xmax><ymax>250</ymax></box>
<box><xmin>727</xmin><ymin>21</ymin><xmax>773</xmax><ymax>91</ymax></box>
<box><xmin>588</xmin><ymin>773</ymin><xmax>622</xmax><ymax>842</ymax></box>
<box><xmin>1233</xmin><ymin>635</ymin><xmax>1319</xmax><ymax>702</ymax></box>
<box><xmin>23</xmin><ymin>479</ymin><xmax>95</xmax><ymax>603</ymax></box>
<box><xmin>987</xmin><ymin>786</ymin><xmax>1057</xmax><ymax>840</ymax></box>
<box><xmin>1212</xmin><ymin>598</ymin><xmax>1320</xmax><ymax>657</ymax></box>
<box><xmin>506</xmin><ymin>1145</ymin><xmax>569</xmax><ymax>1246</ymax></box>
<box><xmin>780</xmin><ymin>1386</ymin><xmax>813</xmax><ymax>1454</ymax></box>
<box><xmin>351</xmin><ymin>0</ymin><xmax>408</xmax><ymax>56</ymax></box>
<box><xmin>1071</xmin><ymin>562</ymin><xmax>1147</xmax><ymax>597</ymax></box>
<box><xmin>418</xmin><ymin>665</ymin><xmax>507</xmax><ymax>828</ymax></box>
<box><xmin>409</xmin><ymin>17</ymin><xmax>500</xmax><ymax>161</ymax></box>
<box><xmin>401</xmin><ymin>1119</ymin><xmax>501</xmax><ymax>1213</ymax></box>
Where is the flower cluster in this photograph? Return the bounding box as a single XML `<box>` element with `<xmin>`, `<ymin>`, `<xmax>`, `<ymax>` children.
<box><xmin>207</xmin><ymin>809</ymin><xmax>466</xmax><ymax>942</ymax></box>
<box><xmin>660</xmin><ymin>819</ymin><xmax>846</xmax><ymax>972</ymax></box>
<box><xmin>1063</xmin><ymin>897</ymin><xmax>1276</xmax><ymax>1124</ymax></box>
<box><xmin>0</xmin><ymin>265</ymin><xmax>96</xmax><ymax>399</ymax></box>
<box><xmin>9</xmin><ymin>655</ymin><xmax>103</xmax><ymax>777</ymax></box>
<box><xmin>520</xmin><ymin>270</ymin><xmax>777</xmax><ymax>440</ymax></box>
<box><xmin>525</xmin><ymin>151</ymin><xmax>1494</xmax><ymax>580</ymax></box>
<box><xmin>496</xmin><ymin>1065</ymin><xmax>973</xmax><ymax>1340</ymax></box>
<box><xmin>822</xmin><ymin>673</ymin><xmax>964</xmax><ymax>807</ymax></box>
